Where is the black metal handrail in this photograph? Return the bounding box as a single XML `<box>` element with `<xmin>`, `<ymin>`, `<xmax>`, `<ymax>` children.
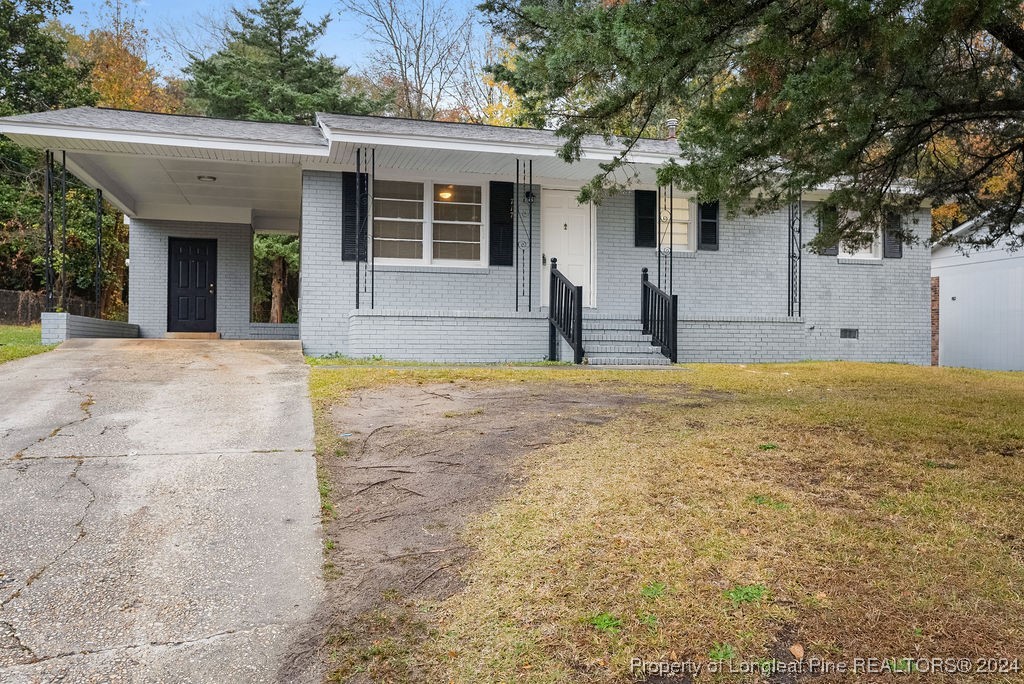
<box><xmin>641</xmin><ymin>267</ymin><xmax>678</xmax><ymax>363</ymax></box>
<box><xmin>548</xmin><ymin>258</ymin><xmax>584</xmax><ymax>364</ymax></box>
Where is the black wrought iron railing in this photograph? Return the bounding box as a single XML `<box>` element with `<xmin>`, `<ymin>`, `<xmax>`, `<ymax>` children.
<box><xmin>641</xmin><ymin>267</ymin><xmax>678</xmax><ymax>363</ymax></box>
<box><xmin>548</xmin><ymin>258</ymin><xmax>584</xmax><ymax>364</ymax></box>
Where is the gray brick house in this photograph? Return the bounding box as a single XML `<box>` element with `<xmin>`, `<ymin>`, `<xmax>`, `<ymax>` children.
<box><xmin>0</xmin><ymin>107</ymin><xmax>931</xmax><ymax>364</ymax></box>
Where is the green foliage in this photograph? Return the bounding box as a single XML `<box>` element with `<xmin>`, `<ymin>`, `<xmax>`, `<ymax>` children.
<box><xmin>640</xmin><ymin>581</ymin><xmax>667</xmax><ymax>599</ymax></box>
<box><xmin>748</xmin><ymin>494</ymin><xmax>791</xmax><ymax>511</ymax></box>
<box><xmin>724</xmin><ymin>584</ymin><xmax>769</xmax><ymax>607</ymax></box>
<box><xmin>708</xmin><ymin>642</ymin><xmax>736</xmax><ymax>662</ymax></box>
<box><xmin>0</xmin><ymin>140</ymin><xmax>128</xmax><ymax>312</ymax></box>
<box><xmin>186</xmin><ymin>0</ymin><xmax>384</xmax><ymax>123</ymax></box>
<box><xmin>483</xmin><ymin>0</ymin><xmax>1024</xmax><ymax>250</ymax></box>
<box><xmin>586</xmin><ymin>612</ymin><xmax>622</xmax><ymax>634</ymax></box>
<box><xmin>0</xmin><ymin>2</ymin><xmax>131</xmax><ymax>316</ymax></box>
<box><xmin>0</xmin><ymin>0</ymin><xmax>95</xmax><ymax>117</ymax></box>
<box><xmin>251</xmin><ymin>234</ymin><xmax>299</xmax><ymax>323</ymax></box>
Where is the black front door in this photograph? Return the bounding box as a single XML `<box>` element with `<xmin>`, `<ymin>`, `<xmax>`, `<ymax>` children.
<box><xmin>168</xmin><ymin>238</ymin><xmax>217</xmax><ymax>333</ymax></box>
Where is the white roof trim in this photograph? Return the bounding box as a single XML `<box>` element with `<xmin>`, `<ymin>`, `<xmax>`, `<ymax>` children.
<box><xmin>0</xmin><ymin>121</ymin><xmax>330</xmax><ymax>157</ymax></box>
<box><xmin>321</xmin><ymin>127</ymin><xmax>675</xmax><ymax>165</ymax></box>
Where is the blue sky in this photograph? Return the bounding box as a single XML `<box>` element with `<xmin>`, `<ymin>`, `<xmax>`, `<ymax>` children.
<box><xmin>61</xmin><ymin>0</ymin><xmax>481</xmax><ymax>74</ymax></box>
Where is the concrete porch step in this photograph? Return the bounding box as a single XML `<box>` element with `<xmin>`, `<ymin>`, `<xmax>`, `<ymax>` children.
<box><xmin>586</xmin><ymin>355</ymin><xmax>672</xmax><ymax>366</ymax></box>
<box><xmin>585</xmin><ymin>344</ymin><xmax>665</xmax><ymax>355</ymax></box>
<box><xmin>165</xmin><ymin>332</ymin><xmax>222</xmax><ymax>340</ymax></box>
<box><xmin>581</xmin><ymin>319</ymin><xmax>646</xmax><ymax>331</ymax></box>
<box><xmin>583</xmin><ymin>331</ymin><xmax>652</xmax><ymax>343</ymax></box>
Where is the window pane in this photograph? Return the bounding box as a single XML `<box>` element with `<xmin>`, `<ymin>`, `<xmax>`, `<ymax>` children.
<box><xmin>433</xmin><ymin>184</ymin><xmax>480</xmax><ymax>204</ymax></box>
<box><xmin>374</xmin><ymin>198</ymin><xmax>423</xmax><ymax>220</ymax></box>
<box><xmin>433</xmin><ymin>241</ymin><xmax>480</xmax><ymax>260</ymax></box>
<box><xmin>434</xmin><ymin>202</ymin><xmax>482</xmax><ymax>223</ymax></box>
<box><xmin>433</xmin><ymin>223</ymin><xmax>480</xmax><ymax>242</ymax></box>
<box><xmin>375</xmin><ymin>180</ymin><xmax>423</xmax><ymax>201</ymax></box>
<box><xmin>843</xmin><ymin>234</ymin><xmax>877</xmax><ymax>257</ymax></box>
<box><xmin>374</xmin><ymin>238</ymin><xmax>423</xmax><ymax>259</ymax></box>
<box><xmin>659</xmin><ymin>194</ymin><xmax>690</xmax><ymax>250</ymax></box>
<box><xmin>373</xmin><ymin>219</ymin><xmax>422</xmax><ymax>240</ymax></box>
<box><xmin>431</xmin><ymin>183</ymin><xmax>481</xmax><ymax>262</ymax></box>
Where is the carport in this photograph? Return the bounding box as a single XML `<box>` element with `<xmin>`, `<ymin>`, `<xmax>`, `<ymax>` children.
<box><xmin>0</xmin><ymin>107</ymin><xmax>325</xmax><ymax>342</ymax></box>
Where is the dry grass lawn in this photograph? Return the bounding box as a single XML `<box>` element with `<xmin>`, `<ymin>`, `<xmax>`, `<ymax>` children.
<box><xmin>0</xmin><ymin>324</ymin><xmax>54</xmax><ymax>364</ymax></box>
<box><xmin>309</xmin><ymin>362</ymin><xmax>1024</xmax><ymax>683</ymax></box>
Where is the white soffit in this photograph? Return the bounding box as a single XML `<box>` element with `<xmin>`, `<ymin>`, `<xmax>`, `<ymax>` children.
<box><xmin>66</xmin><ymin>151</ymin><xmax>302</xmax><ymax>227</ymax></box>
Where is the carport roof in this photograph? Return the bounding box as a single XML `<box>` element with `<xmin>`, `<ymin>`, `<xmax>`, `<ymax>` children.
<box><xmin>1</xmin><ymin>107</ymin><xmax>328</xmax><ymax>148</ymax></box>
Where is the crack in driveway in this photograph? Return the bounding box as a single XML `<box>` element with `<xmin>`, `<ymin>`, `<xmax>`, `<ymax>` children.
<box><xmin>0</xmin><ymin>619</ymin><xmax>37</xmax><ymax>664</ymax></box>
<box><xmin>9</xmin><ymin>383</ymin><xmax>95</xmax><ymax>462</ymax></box>
<box><xmin>3</xmin><ymin>623</ymin><xmax>296</xmax><ymax>667</ymax></box>
<box><xmin>1</xmin><ymin>458</ymin><xmax>97</xmax><ymax>609</ymax></box>
<box><xmin>0</xmin><ymin>340</ymin><xmax>322</xmax><ymax>682</ymax></box>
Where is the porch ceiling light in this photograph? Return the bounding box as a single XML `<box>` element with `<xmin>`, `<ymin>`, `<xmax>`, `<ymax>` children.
<box><xmin>438</xmin><ymin>186</ymin><xmax>453</xmax><ymax>200</ymax></box>
<box><xmin>196</xmin><ymin>175</ymin><xmax>217</xmax><ymax>182</ymax></box>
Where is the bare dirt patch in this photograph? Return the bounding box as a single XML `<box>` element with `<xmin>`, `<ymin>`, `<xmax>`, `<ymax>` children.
<box><xmin>290</xmin><ymin>381</ymin><xmax>646</xmax><ymax>681</ymax></box>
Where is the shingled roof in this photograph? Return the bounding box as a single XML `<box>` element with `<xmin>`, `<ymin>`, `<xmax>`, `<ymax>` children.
<box><xmin>0</xmin><ymin>107</ymin><xmax>328</xmax><ymax>148</ymax></box>
<box><xmin>316</xmin><ymin>112</ymin><xmax>681</xmax><ymax>156</ymax></box>
<box><xmin>0</xmin><ymin>107</ymin><xmax>680</xmax><ymax>161</ymax></box>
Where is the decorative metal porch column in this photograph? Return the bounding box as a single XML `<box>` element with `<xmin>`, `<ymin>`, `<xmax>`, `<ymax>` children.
<box><xmin>94</xmin><ymin>189</ymin><xmax>103</xmax><ymax>312</ymax></box>
<box><xmin>787</xmin><ymin>189</ymin><xmax>802</xmax><ymax>317</ymax></box>
<box><xmin>513</xmin><ymin>158</ymin><xmax>534</xmax><ymax>312</ymax></box>
<box><xmin>656</xmin><ymin>183</ymin><xmax>676</xmax><ymax>295</ymax></box>
<box><xmin>353</xmin><ymin>146</ymin><xmax>377</xmax><ymax>309</ymax></box>
<box><xmin>58</xmin><ymin>151</ymin><xmax>68</xmax><ymax>311</ymax></box>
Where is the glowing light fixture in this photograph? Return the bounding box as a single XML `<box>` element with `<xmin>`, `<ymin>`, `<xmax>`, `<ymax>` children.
<box><xmin>438</xmin><ymin>187</ymin><xmax>454</xmax><ymax>200</ymax></box>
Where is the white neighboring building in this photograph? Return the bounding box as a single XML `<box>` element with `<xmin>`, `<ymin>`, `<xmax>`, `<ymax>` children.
<box><xmin>931</xmin><ymin>223</ymin><xmax>1024</xmax><ymax>370</ymax></box>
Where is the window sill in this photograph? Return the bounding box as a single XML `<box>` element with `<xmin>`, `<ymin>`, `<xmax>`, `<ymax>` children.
<box><xmin>837</xmin><ymin>257</ymin><xmax>883</xmax><ymax>266</ymax></box>
<box><xmin>371</xmin><ymin>262</ymin><xmax>491</xmax><ymax>275</ymax></box>
<box><xmin>662</xmin><ymin>250</ymin><xmax>698</xmax><ymax>259</ymax></box>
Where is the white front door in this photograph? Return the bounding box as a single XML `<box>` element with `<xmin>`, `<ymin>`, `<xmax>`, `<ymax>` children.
<box><xmin>541</xmin><ymin>189</ymin><xmax>593</xmax><ymax>306</ymax></box>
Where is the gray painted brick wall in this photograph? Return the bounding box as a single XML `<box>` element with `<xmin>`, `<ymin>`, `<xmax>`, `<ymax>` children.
<box><xmin>348</xmin><ymin>310</ymin><xmax>548</xmax><ymax>362</ymax></box>
<box><xmin>593</xmin><ymin>194</ymin><xmax>930</xmax><ymax>363</ymax></box>
<box><xmin>41</xmin><ymin>312</ymin><xmax>139</xmax><ymax>344</ymax></box>
<box><xmin>299</xmin><ymin>170</ymin><xmax>931</xmax><ymax>363</ymax></box>
<box><xmin>129</xmin><ymin>219</ymin><xmax>252</xmax><ymax>339</ymax></box>
<box><xmin>249</xmin><ymin>323</ymin><xmax>300</xmax><ymax>340</ymax></box>
<box><xmin>300</xmin><ymin>170</ymin><xmax>541</xmax><ymax>356</ymax></box>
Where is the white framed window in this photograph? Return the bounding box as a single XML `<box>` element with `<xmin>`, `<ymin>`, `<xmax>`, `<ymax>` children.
<box><xmin>373</xmin><ymin>180</ymin><xmax>424</xmax><ymax>259</ymax></box>
<box><xmin>840</xmin><ymin>234</ymin><xmax>881</xmax><ymax>260</ymax></box>
<box><xmin>371</xmin><ymin>179</ymin><xmax>486</xmax><ymax>266</ymax></box>
<box><xmin>432</xmin><ymin>183</ymin><xmax>482</xmax><ymax>262</ymax></box>
<box><xmin>658</xmin><ymin>191</ymin><xmax>695</xmax><ymax>252</ymax></box>
<box><xmin>818</xmin><ymin>203</ymin><xmax>883</xmax><ymax>260</ymax></box>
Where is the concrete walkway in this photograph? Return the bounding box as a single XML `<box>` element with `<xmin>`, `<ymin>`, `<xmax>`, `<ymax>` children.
<box><xmin>0</xmin><ymin>340</ymin><xmax>322</xmax><ymax>683</ymax></box>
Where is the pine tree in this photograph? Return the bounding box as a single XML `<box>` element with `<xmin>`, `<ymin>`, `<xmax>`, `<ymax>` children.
<box><xmin>186</xmin><ymin>0</ymin><xmax>379</xmax><ymax>124</ymax></box>
<box><xmin>483</xmin><ymin>0</ymin><xmax>1024</xmax><ymax>249</ymax></box>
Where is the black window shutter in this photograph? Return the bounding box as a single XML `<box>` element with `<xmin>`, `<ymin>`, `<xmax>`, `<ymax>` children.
<box><xmin>883</xmin><ymin>212</ymin><xmax>903</xmax><ymax>259</ymax></box>
<box><xmin>489</xmin><ymin>181</ymin><xmax>515</xmax><ymax>266</ymax></box>
<box><xmin>341</xmin><ymin>171</ymin><xmax>368</xmax><ymax>262</ymax></box>
<box><xmin>635</xmin><ymin>190</ymin><xmax>657</xmax><ymax>247</ymax></box>
<box><xmin>697</xmin><ymin>201</ymin><xmax>719</xmax><ymax>251</ymax></box>
<box><xmin>819</xmin><ymin>205</ymin><xmax>840</xmax><ymax>256</ymax></box>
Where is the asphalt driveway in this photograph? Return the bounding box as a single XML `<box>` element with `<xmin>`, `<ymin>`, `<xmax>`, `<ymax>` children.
<box><xmin>0</xmin><ymin>339</ymin><xmax>322</xmax><ymax>683</ymax></box>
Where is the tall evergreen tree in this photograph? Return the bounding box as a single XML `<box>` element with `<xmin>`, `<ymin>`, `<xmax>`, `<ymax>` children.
<box><xmin>0</xmin><ymin>0</ymin><xmax>94</xmax><ymax>117</ymax></box>
<box><xmin>186</xmin><ymin>0</ymin><xmax>378</xmax><ymax>124</ymax></box>
<box><xmin>484</xmin><ymin>0</ymin><xmax>1024</xmax><ymax>250</ymax></box>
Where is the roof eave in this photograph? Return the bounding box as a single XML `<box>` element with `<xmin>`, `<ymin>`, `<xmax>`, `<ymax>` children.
<box><xmin>0</xmin><ymin>120</ymin><xmax>330</xmax><ymax>157</ymax></box>
<box><xmin>320</xmin><ymin>125</ymin><xmax>675</xmax><ymax>166</ymax></box>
